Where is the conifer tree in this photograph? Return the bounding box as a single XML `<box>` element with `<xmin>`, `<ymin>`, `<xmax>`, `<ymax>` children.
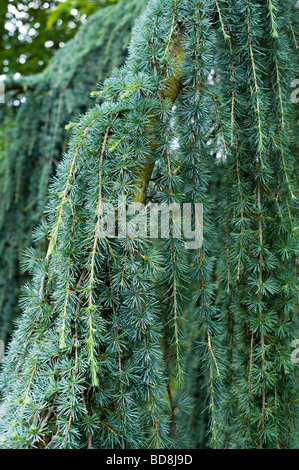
<box><xmin>0</xmin><ymin>0</ymin><xmax>297</xmax><ymax>449</ymax></box>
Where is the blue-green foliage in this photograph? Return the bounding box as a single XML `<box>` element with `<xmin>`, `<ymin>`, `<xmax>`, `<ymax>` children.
<box><xmin>0</xmin><ymin>0</ymin><xmax>297</xmax><ymax>449</ymax></box>
<box><xmin>0</xmin><ymin>0</ymin><xmax>145</xmax><ymax>343</ymax></box>
<box><xmin>213</xmin><ymin>0</ymin><xmax>299</xmax><ymax>448</ymax></box>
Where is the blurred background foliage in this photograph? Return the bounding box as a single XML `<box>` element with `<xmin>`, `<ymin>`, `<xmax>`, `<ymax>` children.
<box><xmin>1</xmin><ymin>0</ymin><xmax>121</xmax><ymax>76</ymax></box>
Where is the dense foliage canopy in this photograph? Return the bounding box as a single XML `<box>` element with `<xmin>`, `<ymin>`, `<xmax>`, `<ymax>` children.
<box><xmin>0</xmin><ymin>0</ymin><xmax>298</xmax><ymax>449</ymax></box>
<box><xmin>0</xmin><ymin>0</ymin><xmax>145</xmax><ymax>343</ymax></box>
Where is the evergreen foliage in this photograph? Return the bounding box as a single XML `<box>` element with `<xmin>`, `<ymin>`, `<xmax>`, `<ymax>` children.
<box><xmin>0</xmin><ymin>0</ymin><xmax>297</xmax><ymax>449</ymax></box>
<box><xmin>213</xmin><ymin>0</ymin><xmax>299</xmax><ymax>448</ymax></box>
<box><xmin>0</xmin><ymin>0</ymin><xmax>146</xmax><ymax>343</ymax></box>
